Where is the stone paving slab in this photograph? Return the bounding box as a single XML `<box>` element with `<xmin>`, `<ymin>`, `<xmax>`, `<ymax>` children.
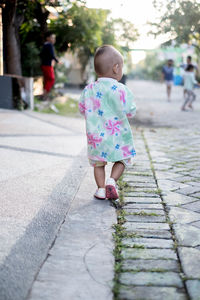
<box><xmin>125</xmin><ymin>214</ymin><xmax>166</xmax><ymax>223</ymax></box>
<box><xmin>156</xmin><ymin>179</ymin><xmax>188</xmax><ymax>191</ymax></box>
<box><xmin>169</xmin><ymin>207</ymin><xmax>200</xmax><ymax>224</ymax></box>
<box><xmin>124</xmin><ymin>203</ymin><xmax>163</xmax><ymax>210</ymax></box>
<box><xmin>124</xmin><ymin>222</ymin><xmax>170</xmax><ymax>231</ymax></box>
<box><xmin>127</xmin><ymin>182</ymin><xmax>157</xmax><ymax>188</ymax></box>
<box><xmin>122</xmin><ymin>237</ymin><xmax>173</xmax><ymax>248</ymax></box>
<box><xmin>125</xmin><ymin>170</ymin><xmax>152</xmax><ymax>175</ymax></box>
<box><xmin>162</xmin><ymin>192</ymin><xmax>198</xmax><ymax>206</ymax></box>
<box><xmin>128</xmin><ymin>189</ymin><xmax>159</xmax><ymax>194</ymax></box>
<box><xmin>124</xmin><ymin>192</ymin><xmax>160</xmax><ymax>198</ymax></box>
<box><xmin>122</xmin><ymin>259</ymin><xmax>179</xmax><ymax>272</ymax></box>
<box><xmin>186</xmin><ymin>280</ymin><xmax>200</xmax><ymax>300</ymax></box>
<box><xmin>155</xmin><ymin>171</ymin><xmax>181</xmax><ymax>180</ymax></box>
<box><xmin>121</xmin><ymin>248</ymin><xmax>177</xmax><ymax>260</ymax></box>
<box><xmin>176</xmin><ymin>186</ymin><xmax>200</xmax><ymax>196</ymax></box>
<box><xmin>185</xmin><ymin>181</ymin><xmax>200</xmax><ymax>187</ymax></box>
<box><xmin>119</xmin><ymin>271</ymin><xmax>183</xmax><ymax>287</ymax></box>
<box><xmin>123</xmin><ymin>176</ymin><xmax>155</xmax><ymax>183</ymax></box>
<box><xmin>178</xmin><ymin>247</ymin><xmax>200</xmax><ymax>278</ymax></box>
<box><xmin>123</xmin><ymin>228</ymin><xmax>171</xmax><ymax>239</ymax></box>
<box><xmin>191</xmin><ymin>220</ymin><xmax>200</xmax><ymax>229</ymax></box>
<box><xmin>119</xmin><ymin>286</ymin><xmax>187</xmax><ymax>300</ymax></box>
<box><xmin>191</xmin><ymin>192</ymin><xmax>200</xmax><ymax>198</ymax></box>
<box><xmin>173</xmin><ymin>224</ymin><xmax>200</xmax><ymax>247</ymax></box>
<box><xmin>153</xmin><ymin>163</ymin><xmax>173</xmax><ymax>171</ymax></box>
<box><xmin>124</xmin><ymin>208</ymin><xmax>165</xmax><ymax>215</ymax></box>
<box><xmin>123</xmin><ymin>197</ymin><xmax>161</xmax><ymax>203</ymax></box>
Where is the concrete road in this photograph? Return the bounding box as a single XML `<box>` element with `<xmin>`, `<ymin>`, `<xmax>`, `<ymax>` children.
<box><xmin>127</xmin><ymin>80</ymin><xmax>200</xmax><ymax>129</ymax></box>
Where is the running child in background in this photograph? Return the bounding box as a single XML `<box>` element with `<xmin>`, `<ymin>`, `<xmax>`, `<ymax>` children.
<box><xmin>41</xmin><ymin>32</ymin><xmax>59</xmax><ymax>100</ymax></box>
<box><xmin>181</xmin><ymin>64</ymin><xmax>200</xmax><ymax>111</ymax></box>
<box><xmin>162</xmin><ymin>59</ymin><xmax>174</xmax><ymax>102</ymax></box>
<box><xmin>79</xmin><ymin>45</ymin><xmax>136</xmax><ymax>200</ymax></box>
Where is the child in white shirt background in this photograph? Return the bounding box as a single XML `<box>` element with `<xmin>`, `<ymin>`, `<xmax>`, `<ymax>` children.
<box><xmin>181</xmin><ymin>64</ymin><xmax>200</xmax><ymax>111</ymax></box>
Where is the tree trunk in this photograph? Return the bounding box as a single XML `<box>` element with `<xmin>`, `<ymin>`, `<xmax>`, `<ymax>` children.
<box><xmin>2</xmin><ymin>0</ymin><xmax>22</xmax><ymax>75</ymax></box>
<box><xmin>35</xmin><ymin>1</ymin><xmax>49</xmax><ymax>44</ymax></box>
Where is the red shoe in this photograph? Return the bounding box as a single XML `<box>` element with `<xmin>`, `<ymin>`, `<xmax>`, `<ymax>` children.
<box><xmin>106</xmin><ymin>178</ymin><xmax>119</xmax><ymax>200</ymax></box>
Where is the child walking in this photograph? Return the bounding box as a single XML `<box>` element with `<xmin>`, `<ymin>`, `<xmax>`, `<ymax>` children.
<box><xmin>182</xmin><ymin>64</ymin><xmax>200</xmax><ymax>111</ymax></box>
<box><xmin>79</xmin><ymin>45</ymin><xmax>136</xmax><ymax>200</ymax></box>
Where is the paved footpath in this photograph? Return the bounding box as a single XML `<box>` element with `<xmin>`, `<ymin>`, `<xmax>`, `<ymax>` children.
<box><xmin>1</xmin><ymin>80</ymin><xmax>200</xmax><ymax>300</ymax></box>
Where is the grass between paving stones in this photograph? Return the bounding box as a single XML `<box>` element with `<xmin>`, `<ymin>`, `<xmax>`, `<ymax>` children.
<box><xmin>125</xmin><ymin>172</ymin><xmax>152</xmax><ymax>177</ymax></box>
<box><xmin>123</xmin><ymin>186</ymin><xmax>162</xmax><ymax>194</ymax></box>
<box><xmin>113</xmin><ymin>175</ymin><xmax>159</xmax><ymax>298</ymax></box>
<box><xmin>122</xmin><ymin>268</ymin><xmax>167</xmax><ymax>273</ymax></box>
<box><xmin>112</xmin><ymin>155</ymin><xmax>164</xmax><ymax>298</ymax></box>
<box><xmin>112</xmin><ymin>176</ymin><xmax>134</xmax><ymax>298</ymax></box>
<box><xmin>173</xmin><ymin>161</ymin><xmax>188</xmax><ymax>166</ymax></box>
<box><xmin>124</xmin><ymin>211</ymin><xmax>159</xmax><ymax>217</ymax></box>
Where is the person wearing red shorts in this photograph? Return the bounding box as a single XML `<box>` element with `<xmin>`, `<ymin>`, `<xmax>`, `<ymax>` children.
<box><xmin>41</xmin><ymin>32</ymin><xmax>59</xmax><ymax>100</ymax></box>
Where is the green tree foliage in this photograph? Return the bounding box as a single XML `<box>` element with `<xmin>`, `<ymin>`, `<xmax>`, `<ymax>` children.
<box><xmin>50</xmin><ymin>7</ymin><xmax>139</xmax><ymax>79</ymax></box>
<box><xmin>50</xmin><ymin>4</ymin><xmax>106</xmax><ymax>53</ymax></box>
<box><xmin>113</xmin><ymin>18</ymin><xmax>139</xmax><ymax>50</ymax></box>
<box><xmin>151</xmin><ymin>0</ymin><xmax>200</xmax><ymax>52</ymax></box>
<box><xmin>17</xmin><ymin>0</ymin><xmax>138</xmax><ymax>77</ymax></box>
<box><xmin>49</xmin><ymin>4</ymin><xmax>108</xmax><ymax>77</ymax></box>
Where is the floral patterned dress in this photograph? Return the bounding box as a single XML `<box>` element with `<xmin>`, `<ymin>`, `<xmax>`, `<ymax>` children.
<box><xmin>79</xmin><ymin>77</ymin><xmax>136</xmax><ymax>163</ymax></box>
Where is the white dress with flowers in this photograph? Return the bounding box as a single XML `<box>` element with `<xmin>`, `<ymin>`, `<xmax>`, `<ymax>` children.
<box><xmin>79</xmin><ymin>77</ymin><xmax>136</xmax><ymax>163</ymax></box>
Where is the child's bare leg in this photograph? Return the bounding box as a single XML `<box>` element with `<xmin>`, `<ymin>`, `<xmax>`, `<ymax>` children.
<box><xmin>188</xmin><ymin>92</ymin><xmax>196</xmax><ymax>110</ymax></box>
<box><xmin>111</xmin><ymin>162</ymin><xmax>125</xmax><ymax>181</ymax></box>
<box><xmin>181</xmin><ymin>91</ymin><xmax>190</xmax><ymax>110</ymax></box>
<box><xmin>167</xmin><ymin>85</ymin><xmax>171</xmax><ymax>101</ymax></box>
<box><xmin>94</xmin><ymin>166</ymin><xmax>105</xmax><ymax>188</ymax></box>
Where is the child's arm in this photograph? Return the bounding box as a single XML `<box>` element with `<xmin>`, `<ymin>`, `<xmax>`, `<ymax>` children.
<box><xmin>78</xmin><ymin>91</ymin><xmax>86</xmax><ymax>116</ymax></box>
<box><xmin>122</xmin><ymin>86</ymin><xmax>136</xmax><ymax>118</ymax></box>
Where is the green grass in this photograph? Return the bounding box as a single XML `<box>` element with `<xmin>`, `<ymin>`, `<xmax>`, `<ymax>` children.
<box><xmin>34</xmin><ymin>97</ymin><xmax>79</xmax><ymax>116</ymax></box>
<box><xmin>122</xmin><ymin>268</ymin><xmax>167</xmax><ymax>273</ymax></box>
<box><xmin>130</xmin><ymin>172</ymin><xmax>152</xmax><ymax>177</ymax></box>
<box><xmin>125</xmin><ymin>211</ymin><xmax>159</xmax><ymax>217</ymax></box>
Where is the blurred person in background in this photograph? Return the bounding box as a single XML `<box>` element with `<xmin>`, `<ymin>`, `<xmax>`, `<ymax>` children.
<box><xmin>162</xmin><ymin>59</ymin><xmax>174</xmax><ymax>102</ymax></box>
<box><xmin>183</xmin><ymin>56</ymin><xmax>198</xmax><ymax>74</ymax></box>
<box><xmin>41</xmin><ymin>32</ymin><xmax>59</xmax><ymax>101</ymax></box>
<box><xmin>181</xmin><ymin>55</ymin><xmax>199</xmax><ymax>99</ymax></box>
<box><xmin>181</xmin><ymin>64</ymin><xmax>200</xmax><ymax>111</ymax></box>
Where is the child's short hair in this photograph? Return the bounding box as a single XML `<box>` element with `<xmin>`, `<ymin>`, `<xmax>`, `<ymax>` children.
<box><xmin>45</xmin><ymin>31</ymin><xmax>54</xmax><ymax>39</ymax></box>
<box><xmin>94</xmin><ymin>45</ymin><xmax>113</xmax><ymax>75</ymax></box>
<box><xmin>186</xmin><ymin>64</ymin><xmax>194</xmax><ymax>71</ymax></box>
